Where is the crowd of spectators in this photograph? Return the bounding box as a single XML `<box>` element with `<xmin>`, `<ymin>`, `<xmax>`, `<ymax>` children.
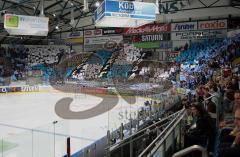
<box><xmin>170</xmin><ymin>35</ymin><xmax>240</xmax><ymax>157</ymax></box>
<box><xmin>0</xmin><ymin>46</ymin><xmax>65</xmax><ymax>85</ymax></box>
<box><xmin>72</xmin><ymin>44</ymin><xmax>145</xmax><ymax>80</ymax></box>
<box><xmin>72</xmin><ymin>63</ymin><xmax>102</xmax><ymax>80</ymax></box>
<box><xmin>72</xmin><ymin>50</ymin><xmax>112</xmax><ymax>80</ymax></box>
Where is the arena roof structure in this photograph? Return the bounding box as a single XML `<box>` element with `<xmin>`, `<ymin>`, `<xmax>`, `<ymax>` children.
<box><xmin>0</xmin><ymin>0</ymin><xmax>99</xmax><ymax>44</ymax></box>
<box><xmin>0</xmin><ymin>0</ymin><xmax>239</xmax><ymax>45</ymax></box>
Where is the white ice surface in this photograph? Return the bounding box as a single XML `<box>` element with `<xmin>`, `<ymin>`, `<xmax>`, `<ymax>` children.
<box><xmin>0</xmin><ymin>91</ymin><xmax>147</xmax><ymax>157</ymax></box>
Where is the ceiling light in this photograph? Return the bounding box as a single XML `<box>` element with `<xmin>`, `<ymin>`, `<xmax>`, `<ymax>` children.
<box><xmin>95</xmin><ymin>1</ymin><xmax>100</xmax><ymax>7</ymax></box>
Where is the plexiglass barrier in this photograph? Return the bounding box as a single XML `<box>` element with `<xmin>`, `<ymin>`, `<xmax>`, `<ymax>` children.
<box><xmin>0</xmin><ymin>121</ymin><xmax>94</xmax><ymax>157</ymax></box>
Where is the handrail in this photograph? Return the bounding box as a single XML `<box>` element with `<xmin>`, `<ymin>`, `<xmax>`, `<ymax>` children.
<box><xmin>138</xmin><ymin>109</ymin><xmax>185</xmax><ymax>157</ymax></box>
<box><xmin>108</xmin><ymin>109</ymin><xmax>183</xmax><ymax>150</ymax></box>
<box><xmin>204</xmin><ymin>92</ymin><xmax>215</xmax><ymax>101</ymax></box>
<box><xmin>147</xmin><ymin>109</ymin><xmax>185</xmax><ymax>156</ymax></box>
<box><xmin>203</xmin><ymin>92</ymin><xmax>220</xmax><ymax>128</ymax></box>
<box><xmin>172</xmin><ymin>145</ymin><xmax>208</xmax><ymax>157</ymax></box>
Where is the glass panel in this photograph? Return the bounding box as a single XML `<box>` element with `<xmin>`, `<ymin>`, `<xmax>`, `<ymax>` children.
<box><xmin>33</xmin><ymin>120</ymin><xmax>69</xmax><ymax>157</ymax></box>
<box><xmin>1</xmin><ymin>126</ymin><xmax>32</xmax><ymax>157</ymax></box>
<box><xmin>54</xmin><ymin>135</ymin><xmax>69</xmax><ymax>157</ymax></box>
<box><xmin>0</xmin><ymin>139</ymin><xmax>3</xmax><ymax>157</ymax></box>
<box><xmin>33</xmin><ymin>130</ymin><xmax>54</xmax><ymax>157</ymax></box>
<box><xmin>68</xmin><ymin>137</ymin><xmax>99</xmax><ymax>157</ymax></box>
<box><xmin>55</xmin><ymin>121</ymin><xmax>69</xmax><ymax>157</ymax></box>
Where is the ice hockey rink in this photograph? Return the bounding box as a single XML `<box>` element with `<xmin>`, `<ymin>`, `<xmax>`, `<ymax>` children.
<box><xmin>0</xmin><ymin>88</ymin><xmax>147</xmax><ymax>157</ymax></box>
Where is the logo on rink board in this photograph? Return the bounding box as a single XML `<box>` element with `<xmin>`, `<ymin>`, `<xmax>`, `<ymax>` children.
<box><xmin>21</xmin><ymin>86</ymin><xmax>39</xmax><ymax>92</ymax></box>
<box><xmin>0</xmin><ymin>86</ymin><xmax>39</xmax><ymax>93</ymax></box>
<box><xmin>0</xmin><ymin>87</ymin><xmax>21</xmax><ymax>93</ymax></box>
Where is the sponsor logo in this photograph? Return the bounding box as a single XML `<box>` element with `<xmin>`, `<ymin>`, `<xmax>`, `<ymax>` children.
<box><xmin>142</xmin><ymin>34</ymin><xmax>163</xmax><ymax>42</ymax></box>
<box><xmin>0</xmin><ymin>87</ymin><xmax>21</xmax><ymax>93</ymax></box>
<box><xmin>0</xmin><ymin>86</ymin><xmax>39</xmax><ymax>93</ymax></box>
<box><xmin>5</xmin><ymin>15</ymin><xmax>19</xmax><ymax>28</ymax></box>
<box><xmin>198</xmin><ymin>20</ymin><xmax>227</xmax><ymax>30</ymax></box>
<box><xmin>84</xmin><ymin>29</ymin><xmax>102</xmax><ymax>37</ymax></box>
<box><xmin>172</xmin><ymin>22</ymin><xmax>197</xmax><ymax>31</ymax></box>
<box><xmin>103</xmin><ymin>30</ymin><xmax>115</xmax><ymax>34</ymax></box>
<box><xmin>132</xmin><ymin>33</ymin><xmax>170</xmax><ymax>42</ymax></box>
<box><xmin>84</xmin><ymin>30</ymin><xmax>92</xmax><ymax>36</ymax></box>
<box><xmin>103</xmin><ymin>28</ymin><xmax>124</xmax><ymax>35</ymax></box>
<box><xmin>84</xmin><ymin>36</ymin><xmax>123</xmax><ymax>45</ymax></box>
<box><xmin>94</xmin><ymin>29</ymin><xmax>102</xmax><ymax>35</ymax></box>
<box><xmin>119</xmin><ymin>1</ymin><xmax>134</xmax><ymax>13</ymax></box>
<box><xmin>172</xmin><ymin>30</ymin><xmax>226</xmax><ymax>40</ymax></box>
<box><xmin>124</xmin><ymin>24</ymin><xmax>170</xmax><ymax>35</ymax></box>
<box><xmin>69</xmin><ymin>31</ymin><xmax>83</xmax><ymax>38</ymax></box>
<box><xmin>21</xmin><ymin>86</ymin><xmax>39</xmax><ymax>92</ymax></box>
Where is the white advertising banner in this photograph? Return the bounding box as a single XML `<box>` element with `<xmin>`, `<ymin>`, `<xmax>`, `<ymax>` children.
<box><xmin>4</xmin><ymin>14</ymin><xmax>49</xmax><ymax>36</ymax></box>
<box><xmin>65</xmin><ymin>31</ymin><xmax>84</xmax><ymax>45</ymax></box>
<box><xmin>171</xmin><ymin>22</ymin><xmax>198</xmax><ymax>32</ymax></box>
<box><xmin>198</xmin><ymin>19</ymin><xmax>228</xmax><ymax>30</ymax></box>
<box><xmin>84</xmin><ymin>35</ymin><xmax>123</xmax><ymax>45</ymax></box>
<box><xmin>171</xmin><ymin>29</ymin><xmax>227</xmax><ymax>40</ymax></box>
<box><xmin>84</xmin><ymin>35</ymin><xmax>123</xmax><ymax>51</ymax></box>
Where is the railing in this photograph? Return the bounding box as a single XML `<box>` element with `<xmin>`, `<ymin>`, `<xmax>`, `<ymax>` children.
<box><xmin>172</xmin><ymin>145</ymin><xmax>208</xmax><ymax>157</ymax></box>
<box><xmin>106</xmin><ymin>107</ymin><xmax>185</xmax><ymax>157</ymax></box>
<box><xmin>108</xmin><ymin>109</ymin><xmax>184</xmax><ymax>152</ymax></box>
<box><xmin>137</xmin><ymin>92</ymin><xmax>220</xmax><ymax>157</ymax></box>
<box><xmin>138</xmin><ymin>109</ymin><xmax>186</xmax><ymax>157</ymax></box>
<box><xmin>203</xmin><ymin>92</ymin><xmax>220</xmax><ymax>128</ymax></box>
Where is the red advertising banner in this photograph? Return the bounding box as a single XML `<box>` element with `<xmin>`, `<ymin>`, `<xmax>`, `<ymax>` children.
<box><xmin>123</xmin><ymin>23</ymin><xmax>170</xmax><ymax>35</ymax></box>
<box><xmin>81</xmin><ymin>87</ymin><xmax>107</xmax><ymax>95</ymax></box>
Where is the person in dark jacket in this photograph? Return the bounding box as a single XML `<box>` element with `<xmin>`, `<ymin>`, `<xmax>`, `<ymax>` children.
<box><xmin>184</xmin><ymin>103</ymin><xmax>215</xmax><ymax>151</ymax></box>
